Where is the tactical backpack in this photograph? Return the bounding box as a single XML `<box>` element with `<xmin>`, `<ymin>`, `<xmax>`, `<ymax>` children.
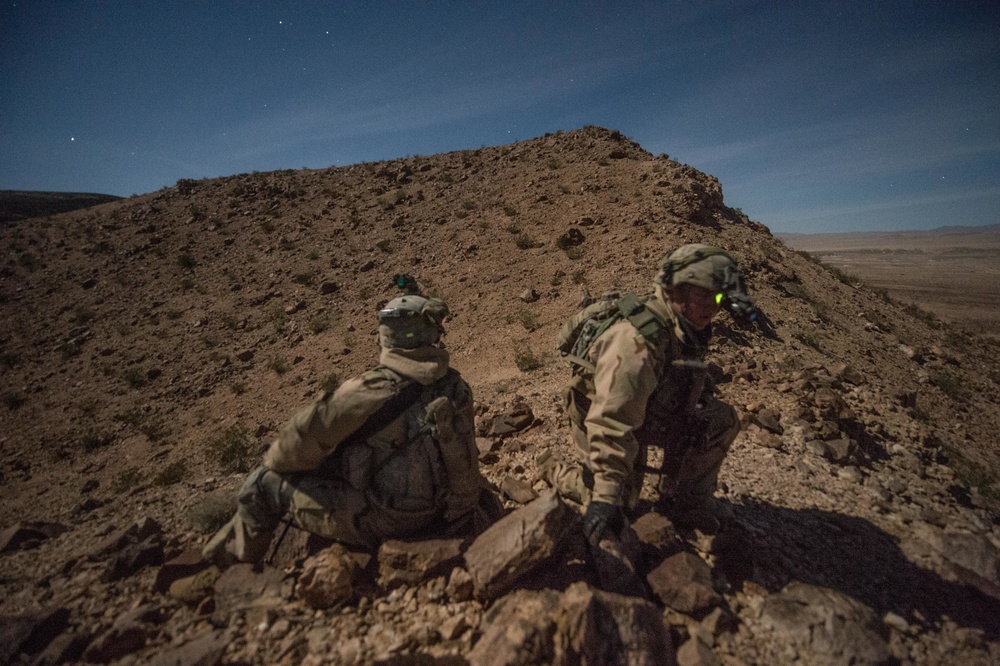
<box><xmin>557</xmin><ymin>292</ymin><xmax>666</xmax><ymax>374</ymax></box>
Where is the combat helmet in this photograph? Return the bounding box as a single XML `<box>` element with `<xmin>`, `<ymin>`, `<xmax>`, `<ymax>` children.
<box><xmin>656</xmin><ymin>243</ymin><xmax>757</xmax><ymax>322</ymax></box>
<box><xmin>377</xmin><ymin>294</ymin><xmax>449</xmax><ymax>349</ymax></box>
<box><xmin>655</xmin><ymin>244</ymin><xmax>740</xmax><ymax>291</ymax></box>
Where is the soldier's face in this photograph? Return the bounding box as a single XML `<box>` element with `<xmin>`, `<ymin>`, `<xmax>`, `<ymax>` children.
<box><xmin>669</xmin><ymin>283</ymin><xmax>722</xmax><ymax>330</ymax></box>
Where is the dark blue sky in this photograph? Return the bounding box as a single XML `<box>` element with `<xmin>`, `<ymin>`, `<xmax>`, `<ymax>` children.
<box><xmin>2</xmin><ymin>1</ymin><xmax>997</xmax><ymax>233</ymax></box>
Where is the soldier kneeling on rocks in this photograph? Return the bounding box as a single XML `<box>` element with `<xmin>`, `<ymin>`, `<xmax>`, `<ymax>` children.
<box><xmin>204</xmin><ymin>286</ymin><xmax>490</xmax><ymax>566</ymax></box>
<box><xmin>541</xmin><ymin>244</ymin><xmax>748</xmax><ymax>544</ymax></box>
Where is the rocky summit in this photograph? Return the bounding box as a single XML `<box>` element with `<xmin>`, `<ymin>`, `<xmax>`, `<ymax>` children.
<box><xmin>1</xmin><ymin>125</ymin><xmax>999</xmax><ymax>664</ymax></box>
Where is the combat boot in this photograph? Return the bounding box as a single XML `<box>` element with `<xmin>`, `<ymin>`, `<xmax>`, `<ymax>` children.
<box><xmin>669</xmin><ymin>496</ymin><xmax>733</xmax><ymax>535</ymax></box>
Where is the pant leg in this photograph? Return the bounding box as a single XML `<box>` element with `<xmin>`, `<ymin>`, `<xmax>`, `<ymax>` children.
<box><xmin>663</xmin><ymin>397</ymin><xmax>740</xmax><ymax>504</ymax></box>
<box><xmin>203</xmin><ymin>467</ymin><xmax>294</xmax><ymax>565</ymax></box>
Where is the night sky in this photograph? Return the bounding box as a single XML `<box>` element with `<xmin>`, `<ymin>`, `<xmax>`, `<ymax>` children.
<box><xmin>2</xmin><ymin>1</ymin><xmax>997</xmax><ymax>233</ymax></box>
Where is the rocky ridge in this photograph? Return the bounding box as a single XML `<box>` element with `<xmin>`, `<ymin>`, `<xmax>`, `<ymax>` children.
<box><xmin>1</xmin><ymin>126</ymin><xmax>999</xmax><ymax>664</ymax></box>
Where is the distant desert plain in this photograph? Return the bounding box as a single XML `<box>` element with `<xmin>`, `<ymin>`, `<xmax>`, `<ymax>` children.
<box><xmin>779</xmin><ymin>224</ymin><xmax>1000</xmax><ymax>338</ymax></box>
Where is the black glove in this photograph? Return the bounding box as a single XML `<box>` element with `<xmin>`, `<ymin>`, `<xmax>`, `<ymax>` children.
<box><xmin>583</xmin><ymin>500</ymin><xmax>623</xmax><ymax>545</ymax></box>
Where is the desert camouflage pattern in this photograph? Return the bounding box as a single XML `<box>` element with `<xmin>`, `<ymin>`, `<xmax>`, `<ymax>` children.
<box><xmin>559</xmin><ymin>285</ymin><xmax>740</xmax><ymax>509</ymax></box>
<box><xmin>204</xmin><ymin>346</ymin><xmax>481</xmax><ymax>561</ymax></box>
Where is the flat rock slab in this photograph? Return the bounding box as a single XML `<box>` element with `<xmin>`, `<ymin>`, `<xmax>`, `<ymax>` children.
<box><xmin>464</xmin><ymin>492</ymin><xmax>581</xmax><ymax>600</ymax></box>
<box><xmin>377</xmin><ymin>538</ymin><xmax>464</xmax><ymax>589</ymax></box>
<box><xmin>758</xmin><ymin>581</ymin><xmax>891</xmax><ymax>666</ymax></box>
<box><xmin>213</xmin><ymin>563</ymin><xmax>290</xmax><ymax>616</ymax></box>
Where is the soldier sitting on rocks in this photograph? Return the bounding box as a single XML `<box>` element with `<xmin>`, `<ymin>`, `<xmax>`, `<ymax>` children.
<box><xmin>204</xmin><ymin>286</ymin><xmax>488</xmax><ymax>566</ymax></box>
<box><xmin>540</xmin><ymin>244</ymin><xmax>747</xmax><ymax>543</ymax></box>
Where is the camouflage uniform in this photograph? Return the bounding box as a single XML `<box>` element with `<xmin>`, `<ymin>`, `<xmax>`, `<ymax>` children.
<box><xmin>204</xmin><ymin>297</ymin><xmax>483</xmax><ymax>564</ymax></box>
<box><xmin>544</xmin><ymin>245</ymin><xmax>744</xmax><ymax>536</ymax></box>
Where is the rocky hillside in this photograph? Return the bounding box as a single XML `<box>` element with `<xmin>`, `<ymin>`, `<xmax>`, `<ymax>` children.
<box><xmin>2</xmin><ymin>126</ymin><xmax>999</xmax><ymax>664</ymax></box>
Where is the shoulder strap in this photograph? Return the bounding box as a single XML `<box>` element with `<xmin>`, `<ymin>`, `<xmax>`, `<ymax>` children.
<box><xmin>566</xmin><ymin>293</ymin><xmax>666</xmax><ymax>374</ymax></box>
<box><xmin>617</xmin><ymin>293</ymin><xmax>665</xmax><ymax>343</ymax></box>
<box><xmin>347</xmin><ymin>375</ymin><xmax>423</xmax><ymax>444</ymax></box>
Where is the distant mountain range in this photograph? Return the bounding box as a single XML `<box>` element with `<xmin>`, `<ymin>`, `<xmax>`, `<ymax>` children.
<box><xmin>778</xmin><ymin>222</ymin><xmax>1000</xmax><ymax>242</ymax></box>
<box><xmin>0</xmin><ymin>190</ymin><xmax>122</xmax><ymax>222</ymax></box>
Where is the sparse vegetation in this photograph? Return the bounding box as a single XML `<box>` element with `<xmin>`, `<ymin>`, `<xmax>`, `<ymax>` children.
<box><xmin>321</xmin><ymin>372</ymin><xmax>340</xmax><ymax>393</ymax></box>
<box><xmin>266</xmin><ymin>354</ymin><xmax>290</xmax><ymax>375</ymax></box>
<box><xmin>515</xmin><ymin>233</ymin><xmax>540</xmax><ymax>249</ymax></box>
<box><xmin>513</xmin><ymin>343</ymin><xmax>543</xmax><ymax>372</ymax></box>
<box><xmin>111</xmin><ymin>467</ymin><xmax>145</xmax><ymax>494</ymax></box>
<box><xmin>901</xmin><ymin>302</ymin><xmax>942</xmax><ymax>329</ymax></box>
<box><xmin>308</xmin><ymin>313</ymin><xmax>331</xmax><ymax>334</ymax></box>
<box><xmin>518</xmin><ymin>309</ymin><xmax>539</xmax><ymax>331</ymax></box>
<box><xmin>140</xmin><ymin>418</ymin><xmax>169</xmax><ymax>442</ymax></box>
<box><xmin>177</xmin><ymin>252</ymin><xmax>197</xmax><ymax>270</ymax></box>
<box><xmin>930</xmin><ymin>369</ymin><xmax>968</xmax><ymax>402</ymax></box>
<box><xmin>3</xmin><ymin>391</ymin><xmax>27</xmax><ymax>411</ymax></box>
<box><xmin>122</xmin><ymin>367</ymin><xmax>147</xmax><ymax>389</ymax></box>
<box><xmin>375</xmin><ymin>239</ymin><xmax>394</xmax><ymax>253</ymax></box>
<box><xmin>79</xmin><ymin>429</ymin><xmax>114</xmax><ymax>453</ymax></box>
<box><xmin>207</xmin><ymin>425</ymin><xmax>257</xmax><ymax>473</ymax></box>
<box><xmin>153</xmin><ymin>460</ymin><xmax>187</xmax><ymax>486</ymax></box>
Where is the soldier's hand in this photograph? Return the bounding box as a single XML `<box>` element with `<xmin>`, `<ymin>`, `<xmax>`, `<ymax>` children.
<box><xmin>583</xmin><ymin>500</ymin><xmax>623</xmax><ymax>545</ymax></box>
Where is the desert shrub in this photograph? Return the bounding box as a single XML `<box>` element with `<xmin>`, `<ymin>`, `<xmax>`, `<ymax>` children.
<box><xmin>3</xmin><ymin>391</ymin><xmax>27</xmax><ymax>411</ymax></box>
<box><xmin>513</xmin><ymin>343</ymin><xmax>542</xmax><ymax>372</ymax></box>
<box><xmin>230</xmin><ymin>381</ymin><xmax>248</xmax><ymax>396</ymax></box>
<box><xmin>503</xmin><ymin>205</ymin><xmax>517</xmax><ymax>218</ymax></box>
<box><xmin>122</xmin><ymin>367</ymin><xmax>146</xmax><ymax>389</ymax></box>
<box><xmin>375</xmin><ymin>239</ymin><xmax>394</xmax><ymax>253</ymax></box>
<box><xmin>515</xmin><ymin>233</ymin><xmax>540</xmax><ymax>250</ymax></box>
<box><xmin>267</xmin><ymin>354</ymin><xmax>290</xmax><ymax>375</ymax></box>
<box><xmin>71</xmin><ymin>305</ymin><xmax>96</xmax><ymax>325</ymax></box>
<box><xmin>79</xmin><ymin>429</ymin><xmax>114</xmax><ymax>453</ymax></box>
<box><xmin>454</xmin><ymin>209</ymin><xmax>469</xmax><ymax>220</ymax></box>
<box><xmin>293</xmin><ymin>272</ymin><xmax>315</xmax><ymax>285</ymax></box>
<box><xmin>177</xmin><ymin>252</ymin><xmax>197</xmax><ymax>270</ymax></box>
<box><xmin>518</xmin><ymin>309</ymin><xmax>539</xmax><ymax>332</ymax></box>
<box><xmin>207</xmin><ymin>425</ymin><xmax>257</xmax><ymax>473</ymax></box>
<box><xmin>461</xmin><ymin>200</ymin><xmax>477</xmax><ymax>211</ymax></box>
<box><xmin>59</xmin><ymin>341</ymin><xmax>81</xmax><ymax>360</ymax></box>
<box><xmin>564</xmin><ymin>246</ymin><xmax>584</xmax><ymax>260</ymax></box>
<box><xmin>902</xmin><ymin>302</ymin><xmax>941</xmax><ymax>329</ymax></box>
<box><xmin>321</xmin><ymin>372</ymin><xmax>340</xmax><ymax>393</ymax></box>
<box><xmin>546</xmin><ymin>158</ymin><xmax>561</xmax><ymax>170</ymax></box>
<box><xmin>111</xmin><ymin>467</ymin><xmax>144</xmax><ymax>494</ymax></box>
<box><xmin>140</xmin><ymin>418</ymin><xmax>169</xmax><ymax>442</ymax></box>
<box><xmin>153</xmin><ymin>460</ymin><xmax>187</xmax><ymax>486</ymax></box>
<box><xmin>0</xmin><ymin>350</ymin><xmax>20</xmax><ymax>368</ymax></box>
<box><xmin>941</xmin><ymin>445</ymin><xmax>999</xmax><ymax>504</ymax></box>
<box><xmin>571</xmin><ymin>270</ymin><xmax>586</xmax><ymax>285</ymax></box>
<box><xmin>930</xmin><ymin>369</ymin><xmax>968</xmax><ymax>402</ymax></box>
<box><xmin>308</xmin><ymin>314</ymin><xmax>330</xmax><ymax>334</ymax></box>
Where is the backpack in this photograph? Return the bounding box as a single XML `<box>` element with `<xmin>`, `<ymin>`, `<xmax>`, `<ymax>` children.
<box><xmin>557</xmin><ymin>292</ymin><xmax>666</xmax><ymax>374</ymax></box>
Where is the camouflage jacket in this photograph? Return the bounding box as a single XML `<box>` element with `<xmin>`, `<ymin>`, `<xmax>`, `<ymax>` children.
<box><xmin>565</xmin><ymin>286</ymin><xmax>712</xmax><ymax>505</ymax></box>
<box><xmin>263</xmin><ymin>346</ymin><xmax>481</xmax><ymax>525</ymax></box>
